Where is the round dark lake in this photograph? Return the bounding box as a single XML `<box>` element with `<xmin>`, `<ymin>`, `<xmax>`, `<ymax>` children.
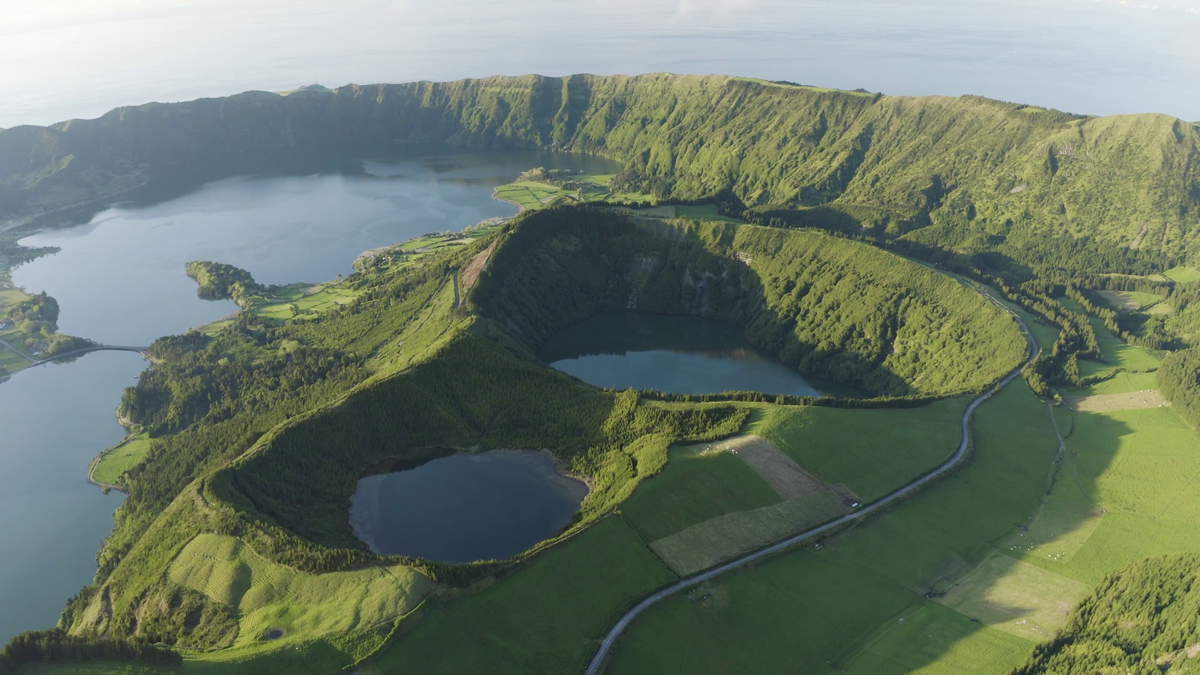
<box><xmin>350</xmin><ymin>452</ymin><xmax>588</xmax><ymax>563</ymax></box>
<box><xmin>539</xmin><ymin>312</ymin><xmax>860</xmax><ymax>397</ymax></box>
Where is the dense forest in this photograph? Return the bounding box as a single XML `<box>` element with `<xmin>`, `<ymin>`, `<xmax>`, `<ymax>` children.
<box><xmin>1013</xmin><ymin>554</ymin><xmax>1200</xmax><ymax>674</ymax></box>
<box><xmin>1158</xmin><ymin>348</ymin><xmax>1200</xmax><ymax>431</ymax></box>
<box><xmin>184</xmin><ymin>260</ymin><xmax>266</xmax><ymax>307</ymax></box>
<box><xmin>2</xmin><ymin>74</ymin><xmax>1197</xmax><ymax>276</ymax></box>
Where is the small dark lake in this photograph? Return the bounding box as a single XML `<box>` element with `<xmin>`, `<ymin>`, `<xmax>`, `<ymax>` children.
<box><xmin>540</xmin><ymin>312</ymin><xmax>860</xmax><ymax>397</ymax></box>
<box><xmin>349</xmin><ymin>451</ymin><xmax>588</xmax><ymax>563</ymax></box>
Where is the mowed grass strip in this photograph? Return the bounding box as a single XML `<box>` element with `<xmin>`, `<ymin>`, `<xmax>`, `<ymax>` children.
<box><xmin>91</xmin><ymin>432</ymin><xmax>153</xmax><ymax>486</ymax></box>
<box><xmin>620</xmin><ymin>442</ymin><xmax>782</xmax><ymax>542</ymax></box>
<box><xmin>650</xmin><ymin>490</ymin><xmax>849</xmax><ymax>575</ymax></box>
<box><xmin>746</xmin><ymin>398</ymin><xmax>970</xmax><ymax>502</ymax></box>
<box><xmin>372</xmin><ymin>516</ymin><xmax>677</xmax><ymax>674</ymax></box>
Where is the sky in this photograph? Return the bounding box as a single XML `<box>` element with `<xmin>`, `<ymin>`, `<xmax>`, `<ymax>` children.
<box><xmin>1</xmin><ymin>0</ymin><xmax>1198</xmax><ymax>127</ymax></box>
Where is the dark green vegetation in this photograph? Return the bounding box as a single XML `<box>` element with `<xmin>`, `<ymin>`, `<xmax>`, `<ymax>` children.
<box><xmin>184</xmin><ymin>261</ymin><xmax>265</xmax><ymax>307</ymax></box>
<box><xmin>1014</xmin><ymin>554</ymin><xmax>1200</xmax><ymax>674</ymax></box>
<box><xmin>2</xmin><ymin>74</ymin><xmax>1198</xmax><ymax>280</ymax></box>
<box><xmin>6</xmin><ymin>203</ymin><xmax>1031</xmax><ymax>673</ymax></box>
<box><xmin>0</xmin><ymin>288</ymin><xmax>91</xmax><ymax>359</ymax></box>
<box><xmin>1157</xmin><ymin>346</ymin><xmax>1200</xmax><ymax>430</ymax></box>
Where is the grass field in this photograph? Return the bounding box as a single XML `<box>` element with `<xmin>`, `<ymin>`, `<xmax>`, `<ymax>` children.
<box><xmin>169</xmin><ymin>533</ymin><xmax>435</xmax><ymax>647</ymax></box>
<box><xmin>91</xmin><ymin>432</ymin><xmax>152</xmax><ymax>487</ymax></box>
<box><xmin>249</xmin><ymin>282</ymin><xmax>362</xmax><ymax>322</ymax></box>
<box><xmin>1055</xmin><ymin>295</ymin><xmax>1164</xmax><ymax>377</ymax></box>
<box><xmin>1009</xmin><ymin>400</ymin><xmax>1200</xmax><ymax>584</ymax></box>
<box><xmin>19</xmin><ymin>624</ymin><xmax>397</xmax><ymax>675</ymax></box>
<box><xmin>616</xmin><ymin>397</ymin><xmax>970</xmax><ymax>575</ymax></box>
<box><xmin>606</xmin><ymin>381</ymin><xmax>1061</xmax><ymax>674</ymax></box>
<box><xmin>620</xmin><ymin>442</ymin><xmax>782</xmax><ymax>542</ymax></box>
<box><xmin>746</xmin><ymin>398</ymin><xmax>970</xmax><ymax>502</ymax></box>
<box><xmin>1163</xmin><ymin>265</ymin><xmax>1200</xmax><ymax>283</ymax></box>
<box><xmin>369</xmin><ymin>516</ymin><xmax>677</xmax><ymax>673</ymax></box>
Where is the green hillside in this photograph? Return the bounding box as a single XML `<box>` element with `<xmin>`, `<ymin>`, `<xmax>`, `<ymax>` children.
<box><xmin>0</xmin><ymin>206</ymin><xmax>1030</xmax><ymax>674</ymax></box>
<box><xmin>2</xmin><ymin>74</ymin><xmax>1197</xmax><ymax>275</ymax></box>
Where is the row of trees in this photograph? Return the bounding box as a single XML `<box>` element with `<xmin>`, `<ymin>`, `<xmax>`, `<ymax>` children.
<box><xmin>0</xmin><ymin>629</ymin><xmax>180</xmax><ymax>674</ymax></box>
<box><xmin>1014</xmin><ymin>553</ymin><xmax>1200</xmax><ymax>674</ymax></box>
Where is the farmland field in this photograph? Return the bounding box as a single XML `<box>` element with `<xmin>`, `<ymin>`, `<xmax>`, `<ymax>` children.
<box><xmin>620</xmin><ymin>441</ymin><xmax>782</xmax><ymax>542</ymax></box>
<box><xmin>90</xmin><ymin>432</ymin><xmax>153</xmax><ymax>487</ymax></box>
<box><xmin>746</xmin><ymin>398</ymin><xmax>970</xmax><ymax>502</ymax></box>
<box><xmin>1163</xmin><ymin>266</ymin><xmax>1200</xmax><ymax>283</ymax></box>
<box><xmin>370</xmin><ymin>516</ymin><xmax>677</xmax><ymax>674</ymax></box>
<box><xmin>605</xmin><ymin>381</ymin><xmax>1061</xmax><ymax>674</ymax></box>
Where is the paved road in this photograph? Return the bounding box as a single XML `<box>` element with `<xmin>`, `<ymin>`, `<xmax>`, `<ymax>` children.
<box><xmin>18</xmin><ymin>344</ymin><xmax>151</xmax><ymax>369</ymax></box>
<box><xmin>583</xmin><ymin>282</ymin><xmax>1039</xmax><ymax>675</ymax></box>
<box><xmin>0</xmin><ymin>335</ymin><xmax>37</xmax><ymax>363</ymax></box>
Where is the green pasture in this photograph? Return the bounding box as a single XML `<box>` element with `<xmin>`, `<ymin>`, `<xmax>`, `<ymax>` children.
<box><xmin>91</xmin><ymin>432</ymin><xmax>153</xmax><ymax>486</ymax></box>
<box><xmin>620</xmin><ymin>442</ymin><xmax>781</xmax><ymax>542</ymax></box>
<box><xmin>1055</xmin><ymin>295</ymin><xmax>1164</xmax><ymax>376</ymax></box>
<box><xmin>746</xmin><ymin>397</ymin><xmax>970</xmax><ymax>502</ymax></box>
<box><xmin>493</xmin><ymin>174</ymin><xmax>658</xmax><ymax>213</ymax></box>
<box><xmin>840</xmin><ymin>602</ymin><xmax>1032</xmax><ymax>675</ymax></box>
<box><xmin>169</xmin><ymin>533</ymin><xmax>435</xmax><ymax>647</ymax></box>
<box><xmin>493</xmin><ymin>181</ymin><xmax>564</xmax><ymax>210</ymax></box>
<box><xmin>249</xmin><ymin>283</ymin><xmax>362</xmax><ymax>323</ymax></box>
<box><xmin>674</xmin><ymin>204</ymin><xmax>742</xmax><ymax>223</ymax></box>
<box><xmin>1163</xmin><ymin>265</ymin><xmax>1200</xmax><ymax>283</ymax></box>
<box><xmin>18</xmin><ymin>624</ymin><xmax>394</xmax><ymax>675</ymax></box>
<box><xmin>1011</xmin><ymin>403</ymin><xmax>1200</xmax><ymax>584</ymax></box>
<box><xmin>998</xmin><ymin>301</ymin><xmax>1059</xmax><ymax>353</ymax></box>
<box><xmin>607</xmin><ymin>381</ymin><xmax>1060</xmax><ymax>674</ymax></box>
<box><xmin>370</xmin><ymin>516</ymin><xmax>677</xmax><ymax>673</ymax></box>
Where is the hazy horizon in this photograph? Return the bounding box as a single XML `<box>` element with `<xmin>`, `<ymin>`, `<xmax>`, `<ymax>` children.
<box><xmin>3</xmin><ymin>0</ymin><xmax>1199</xmax><ymax>129</ymax></box>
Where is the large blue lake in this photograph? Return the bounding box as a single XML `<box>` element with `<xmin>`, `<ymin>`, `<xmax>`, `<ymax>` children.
<box><xmin>0</xmin><ymin>149</ymin><xmax>616</xmax><ymax>645</ymax></box>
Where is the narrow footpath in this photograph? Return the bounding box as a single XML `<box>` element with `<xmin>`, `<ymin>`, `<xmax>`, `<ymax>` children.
<box><xmin>583</xmin><ymin>282</ymin><xmax>1040</xmax><ymax>675</ymax></box>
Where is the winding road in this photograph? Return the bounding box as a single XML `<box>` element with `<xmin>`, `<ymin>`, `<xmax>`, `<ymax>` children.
<box><xmin>583</xmin><ymin>281</ymin><xmax>1039</xmax><ymax>675</ymax></box>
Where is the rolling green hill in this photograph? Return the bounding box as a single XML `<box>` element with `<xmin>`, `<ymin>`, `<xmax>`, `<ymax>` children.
<box><xmin>0</xmin><ymin>206</ymin><xmax>1030</xmax><ymax>674</ymax></box>
<box><xmin>2</xmin><ymin>74</ymin><xmax>1197</xmax><ymax>275</ymax></box>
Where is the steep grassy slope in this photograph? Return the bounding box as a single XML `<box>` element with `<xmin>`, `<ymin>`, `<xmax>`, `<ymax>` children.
<box><xmin>2</xmin><ymin>75</ymin><xmax>1197</xmax><ymax>273</ymax></box>
<box><xmin>1013</xmin><ymin>553</ymin><xmax>1200</xmax><ymax>674</ymax></box>
<box><xmin>474</xmin><ymin>208</ymin><xmax>1025</xmax><ymax>396</ymax></box>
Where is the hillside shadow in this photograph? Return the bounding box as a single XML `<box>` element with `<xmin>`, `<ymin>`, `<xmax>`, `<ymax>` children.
<box><xmin>830</xmin><ymin>396</ymin><xmax>1131</xmax><ymax>673</ymax></box>
<box><xmin>473</xmin><ymin>211</ymin><xmax>921</xmax><ymax>397</ymax></box>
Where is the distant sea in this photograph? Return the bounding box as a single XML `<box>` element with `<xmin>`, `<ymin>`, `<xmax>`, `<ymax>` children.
<box><xmin>2</xmin><ymin>0</ymin><xmax>1198</xmax><ymax>128</ymax></box>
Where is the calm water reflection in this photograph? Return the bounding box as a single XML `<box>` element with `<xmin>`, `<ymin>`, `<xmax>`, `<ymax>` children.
<box><xmin>13</xmin><ymin>150</ymin><xmax>618</xmax><ymax>345</ymax></box>
<box><xmin>540</xmin><ymin>312</ymin><xmax>855</xmax><ymax>397</ymax></box>
<box><xmin>350</xmin><ymin>451</ymin><xmax>588</xmax><ymax>563</ymax></box>
<box><xmin>0</xmin><ymin>352</ymin><xmax>144</xmax><ymax>644</ymax></box>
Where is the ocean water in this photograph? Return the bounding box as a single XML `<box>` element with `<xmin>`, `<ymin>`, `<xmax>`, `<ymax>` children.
<box><xmin>1</xmin><ymin>0</ymin><xmax>1197</xmax><ymax>129</ymax></box>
